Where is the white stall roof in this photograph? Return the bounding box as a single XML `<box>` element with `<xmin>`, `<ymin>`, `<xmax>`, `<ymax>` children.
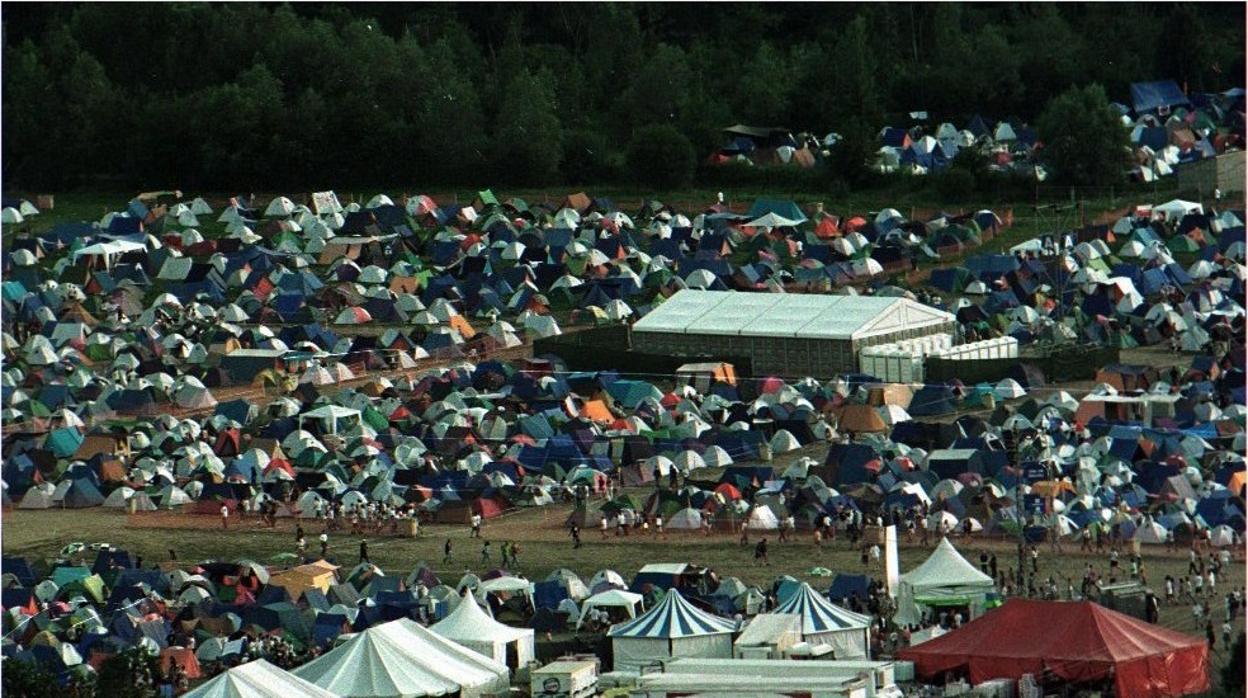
<box><xmin>737</xmin><ymin>294</ymin><xmax>831</xmax><ymax>337</ymax></box>
<box><xmin>632</xmin><ymin>291</ymin><xmax>726</xmax><ymax>332</ymax></box>
<box><xmin>797</xmin><ymin>296</ymin><xmax>893</xmax><ymax>339</ymax></box>
<box><xmin>684</xmin><ymin>293</ymin><xmax>784</xmax><ymax>336</ymax></box>
<box><xmin>635</xmin><ymin>290</ymin><xmax>953</xmax><ymax>341</ymax></box>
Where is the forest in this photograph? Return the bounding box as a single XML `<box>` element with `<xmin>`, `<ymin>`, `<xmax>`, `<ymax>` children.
<box><xmin>2</xmin><ymin>2</ymin><xmax>1244</xmax><ymax>190</ymax></box>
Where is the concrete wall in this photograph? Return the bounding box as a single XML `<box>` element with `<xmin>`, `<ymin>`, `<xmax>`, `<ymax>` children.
<box><xmin>632</xmin><ymin>321</ymin><xmax>956</xmax><ymax>379</ymax></box>
<box><xmin>1177</xmin><ymin>151</ymin><xmax>1246</xmax><ymax>195</ymax></box>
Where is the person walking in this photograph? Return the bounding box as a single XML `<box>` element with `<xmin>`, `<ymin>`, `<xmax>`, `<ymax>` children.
<box><xmin>510</xmin><ymin>541</ymin><xmax>521</xmax><ymax>568</ymax></box>
<box><xmin>754</xmin><ymin>538</ymin><xmax>770</xmax><ymax>566</ymax></box>
<box><xmin>471</xmin><ymin>513</ymin><xmax>482</xmax><ymax>538</ymax></box>
<box><xmin>570</xmin><ymin>525</ymin><xmax>582</xmax><ymax>550</ymax></box>
<box><xmin>359</xmin><ymin>540</ymin><xmax>369</xmax><ymax>564</ymax></box>
<box><xmin>443</xmin><ymin>538</ymin><xmax>453</xmax><ymax>564</ymax></box>
<box><xmin>655</xmin><ymin>515</ymin><xmax>664</xmax><ymax>539</ymax></box>
<box><xmin>319</xmin><ymin>533</ymin><xmax>329</xmax><ymax>559</ymax></box>
<box><xmin>601</xmin><ymin>515</ymin><xmax>609</xmax><ymax>539</ymax></box>
<box><xmin>481</xmin><ymin>540</ymin><xmax>491</xmax><ymax>563</ymax></box>
<box><xmin>220</xmin><ymin>504</ymin><xmax>230</xmax><ymax>530</ymax></box>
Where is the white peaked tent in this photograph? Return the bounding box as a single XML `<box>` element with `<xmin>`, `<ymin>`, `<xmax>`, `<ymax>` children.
<box><xmin>607</xmin><ymin>589</ymin><xmax>738</xmax><ymax>671</ymax></box>
<box><xmin>184</xmin><ymin>659</ymin><xmax>336</xmax><ymax>698</ymax></box>
<box><xmin>771</xmin><ymin>582</ymin><xmax>872</xmax><ymax>659</ymax></box>
<box><xmin>895</xmin><ymin>538</ymin><xmax>996</xmax><ymax>627</ymax></box>
<box><xmin>431</xmin><ymin>592</ymin><xmax>535</xmax><ymax>668</ymax></box>
<box><xmin>745</xmin><ymin>505</ymin><xmax>780</xmax><ymax>531</ymax></box>
<box><xmin>292</xmin><ymin>618</ymin><xmax>508</xmax><ymax>698</ymax></box>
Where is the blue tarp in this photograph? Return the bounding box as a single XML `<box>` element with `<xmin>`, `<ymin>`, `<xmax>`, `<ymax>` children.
<box><xmin>1130</xmin><ymin>80</ymin><xmax>1190</xmax><ymax>114</ymax></box>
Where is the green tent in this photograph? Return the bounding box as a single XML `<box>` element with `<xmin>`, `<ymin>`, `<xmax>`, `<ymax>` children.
<box><xmin>51</xmin><ymin>566</ymin><xmax>90</xmax><ymax>587</ymax></box>
<box><xmin>474</xmin><ymin>189</ymin><xmax>499</xmax><ymax>210</ymax></box>
<box><xmin>361</xmin><ymin>407</ymin><xmax>389</xmax><ymax>432</ymax></box>
<box><xmin>747</xmin><ymin>199</ymin><xmax>807</xmax><ymax>223</ymax></box>
<box><xmin>46</xmin><ymin>428</ymin><xmax>84</xmax><ymax>458</ymax></box>
<box><xmin>58</xmin><ymin>574</ymin><xmax>106</xmax><ymax>604</ymax></box>
<box><xmin>1166</xmin><ymin>235</ymin><xmax>1200</xmax><ymax>253</ymax></box>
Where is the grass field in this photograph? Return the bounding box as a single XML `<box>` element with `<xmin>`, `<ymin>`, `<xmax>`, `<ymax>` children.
<box><xmin>4</xmin><ymin>493</ymin><xmax>1243</xmax><ymax>689</ymax></box>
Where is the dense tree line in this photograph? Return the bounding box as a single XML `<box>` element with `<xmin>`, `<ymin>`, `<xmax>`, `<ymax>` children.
<box><xmin>2</xmin><ymin>3</ymin><xmax>1243</xmax><ymax>190</ymax></box>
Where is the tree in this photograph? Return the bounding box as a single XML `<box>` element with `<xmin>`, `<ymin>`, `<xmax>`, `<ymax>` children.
<box><xmin>1036</xmin><ymin>83</ymin><xmax>1130</xmax><ymax>186</ymax></box>
<box><xmin>627</xmin><ymin>124</ymin><xmax>695</xmax><ymax>191</ymax></box>
<box><xmin>561</xmin><ymin>129</ymin><xmax>611</xmax><ymax>185</ymax></box>
<box><xmin>827</xmin><ymin>117</ymin><xmax>876</xmax><ymax>186</ymax></box>
<box><xmin>1</xmin><ymin>658</ymin><xmax>59</xmax><ymax>698</ymax></box>
<box><xmin>418</xmin><ymin>38</ymin><xmax>489</xmax><ymax>184</ymax></box>
<box><xmin>734</xmin><ymin>43</ymin><xmax>790</xmax><ymax>125</ymax></box>
<box><xmin>492</xmin><ymin>68</ymin><xmax>563</xmax><ymax>185</ymax></box>
<box><xmin>833</xmin><ymin>14</ymin><xmax>882</xmax><ymax>126</ymax></box>
<box><xmin>626</xmin><ymin>44</ymin><xmax>692</xmax><ymax>129</ymax></box>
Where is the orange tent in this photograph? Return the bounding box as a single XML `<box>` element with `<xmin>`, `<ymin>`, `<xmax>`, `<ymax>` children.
<box><xmin>448</xmin><ymin>315</ymin><xmax>476</xmax><ymax>339</ymax></box>
<box><xmin>1229</xmin><ymin>471</ymin><xmax>1246</xmax><ymax>498</ymax></box>
<box><xmin>159</xmin><ymin>647</ymin><xmax>202</xmax><ymax>680</ymax></box>
<box><xmin>814</xmin><ymin>217</ymin><xmax>841</xmax><ymax>238</ymax></box>
<box><xmin>836</xmin><ymin>404</ymin><xmax>887</xmax><ymax>434</ymax></box>
<box><xmin>581</xmin><ymin>400</ymin><xmax>614</xmax><ymax>423</ymax></box>
<box><xmin>844</xmin><ymin>216</ymin><xmax>868</xmax><ymax>232</ymax></box>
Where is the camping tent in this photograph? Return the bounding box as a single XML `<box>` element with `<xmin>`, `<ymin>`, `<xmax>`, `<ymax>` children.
<box><xmin>607</xmin><ymin>589</ymin><xmax>737</xmax><ymax>671</ymax></box>
<box><xmin>899</xmin><ymin>600</ymin><xmax>1209</xmax><ymax>698</ymax></box>
<box><xmin>292</xmin><ymin>618</ymin><xmax>509</xmax><ymax>697</ymax></box>
<box><xmin>895</xmin><ymin>538</ymin><xmax>995</xmax><ymax>626</ymax></box>
<box><xmin>770</xmin><ymin>582</ymin><xmax>871</xmax><ymax>659</ymax></box>
<box><xmin>431</xmin><ymin>592</ymin><xmax>535</xmax><ymax>668</ymax></box>
<box><xmin>184</xmin><ymin>659</ymin><xmax>336</xmax><ymax>698</ymax></box>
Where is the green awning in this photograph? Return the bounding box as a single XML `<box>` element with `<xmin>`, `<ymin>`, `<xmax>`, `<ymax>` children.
<box><xmin>915</xmin><ymin>595</ymin><xmax>975</xmax><ymax>607</ymax></box>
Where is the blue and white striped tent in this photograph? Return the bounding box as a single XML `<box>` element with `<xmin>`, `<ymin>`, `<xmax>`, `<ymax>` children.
<box><xmin>607</xmin><ymin>589</ymin><xmax>738</xmax><ymax>671</ymax></box>
<box><xmin>772</xmin><ymin>582</ymin><xmax>872</xmax><ymax>659</ymax></box>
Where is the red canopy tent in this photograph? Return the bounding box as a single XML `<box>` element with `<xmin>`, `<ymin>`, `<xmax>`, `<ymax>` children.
<box><xmin>898</xmin><ymin>600</ymin><xmax>1209</xmax><ymax>698</ymax></box>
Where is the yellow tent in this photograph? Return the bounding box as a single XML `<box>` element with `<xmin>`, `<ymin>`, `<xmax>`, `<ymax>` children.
<box><xmin>269</xmin><ymin>562</ymin><xmax>338</xmax><ymax>598</ymax></box>
<box><xmin>1031</xmin><ymin>480</ymin><xmax>1076</xmax><ymax>498</ymax></box>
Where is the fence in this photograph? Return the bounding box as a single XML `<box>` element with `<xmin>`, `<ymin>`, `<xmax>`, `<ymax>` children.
<box><xmin>534</xmin><ymin>325</ymin><xmax>754</xmax><ymax>376</ymax></box>
<box><xmin>923</xmin><ymin>343</ymin><xmax>1120</xmax><ymax>385</ymax></box>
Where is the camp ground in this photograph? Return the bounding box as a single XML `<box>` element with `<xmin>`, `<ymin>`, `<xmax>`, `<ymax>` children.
<box><xmin>0</xmin><ymin>184</ymin><xmax>1243</xmax><ymax>697</ymax></box>
<box><xmin>0</xmin><ymin>9</ymin><xmax>1245</xmax><ymax>685</ymax></box>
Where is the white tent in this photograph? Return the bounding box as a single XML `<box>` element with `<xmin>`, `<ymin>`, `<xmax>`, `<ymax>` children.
<box><xmin>771</xmin><ymin>582</ymin><xmax>871</xmax><ymax>659</ymax></box>
<box><xmin>667</xmin><ymin>507</ymin><xmax>704</xmax><ymax>530</ymax></box>
<box><xmin>894</xmin><ymin>538</ymin><xmax>996</xmax><ymax>626</ymax></box>
<box><xmin>292</xmin><ymin>618</ymin><xmax>508</xmax><ymax>698</ymax></box>
<box><xmin>768</xmin><ymin>430</ymin><xmax>801</xmax><ymax>453</ymax></box>
<box><xmin>577</xmin><ymin>589</ymin><xmax>645</xmax><ymax>630</ymax></box>
<box><xmin>184</xmin><ymin>659</ymin><xmax>336</xmax><ymax>698</ymax></box>
<box><xmin>745</xmin><ymin>505</ymin><xmax>780</xmax><ymax>531</ymax></box>
<box><xmin>431</xmin><ymin>592</ymin><xmax>535</xmax><ymax>669</ymax></box>
<box><xmin>607</xmin><ymin>589</ymin><xmax>737</xmax><ymax>671</ymax></box>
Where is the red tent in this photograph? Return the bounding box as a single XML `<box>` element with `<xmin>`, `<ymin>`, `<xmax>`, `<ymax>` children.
<box><xmin>898</xmin><ymin>600</ymin><xmax>1209</xmax><ymax>698</ymax></box>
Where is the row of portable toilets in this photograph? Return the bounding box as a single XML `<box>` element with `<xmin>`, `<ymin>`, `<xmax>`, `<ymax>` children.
<box><xmin>859</xmin><ymin>336</ymin><xmax>1019</xmax><ymax>384</ymax></box>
